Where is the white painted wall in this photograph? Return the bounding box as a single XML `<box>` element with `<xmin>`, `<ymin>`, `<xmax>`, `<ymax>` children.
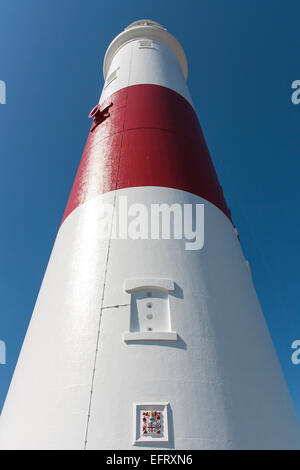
<box><xmin>0</xmin><ymin>188</ymin><xmax>299</xmax><ymax>449</ymax></box>
<box><xmin>99</xmin><ymin>38</ymin><xmax>193</xmax><ymax>106</ymax></box>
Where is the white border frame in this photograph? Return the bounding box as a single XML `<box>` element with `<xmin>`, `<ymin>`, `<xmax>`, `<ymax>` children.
<box><xmin>133</xmin><ymin>402</ymin><xmax>169</xmax><ymax>445</ymax></box>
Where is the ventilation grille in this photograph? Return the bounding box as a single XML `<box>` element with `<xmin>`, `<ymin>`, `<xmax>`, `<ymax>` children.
<box><xmin>139</xmin><ymin>40</ymin><xmax>153</xmax><ymax>49</ymax></box>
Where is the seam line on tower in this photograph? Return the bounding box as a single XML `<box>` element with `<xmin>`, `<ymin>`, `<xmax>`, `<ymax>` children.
<box><xmin>83</xmin><ymin>42</ymin><xmax>133</xmax><ymax>450</ymax></box>
<box><xmin>85</xmin><ymin>124</ymin><xmax>204</xmax><ymax>155</ymax></box>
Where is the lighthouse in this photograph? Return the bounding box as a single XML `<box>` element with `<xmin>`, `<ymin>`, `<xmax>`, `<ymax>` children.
<box><xmin>0</xmin><ymin>19</ymin><xmax>299</xmax><ymax>450</ymax></box>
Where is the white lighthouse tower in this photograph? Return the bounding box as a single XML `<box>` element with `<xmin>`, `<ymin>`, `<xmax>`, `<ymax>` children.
<box><xmin>0</xmin><ymin>20</ymin><xmax>299</xmax><ymax>450</ymax></box>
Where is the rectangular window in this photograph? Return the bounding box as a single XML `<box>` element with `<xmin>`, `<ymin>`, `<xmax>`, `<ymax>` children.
<box><xmin>105</xmin><ymin>67</ymin><xmax>119</xmax><ymax>88</ymax></box>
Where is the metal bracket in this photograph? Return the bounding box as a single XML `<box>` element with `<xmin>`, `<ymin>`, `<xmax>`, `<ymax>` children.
<box><xmin>89</xmin><ymin>102</ymin><xmax>113</xmax><ymax>132</ymax></box>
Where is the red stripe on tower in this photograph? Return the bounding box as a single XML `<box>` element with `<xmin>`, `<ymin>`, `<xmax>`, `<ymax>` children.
<box><xmin>62</xmin><ymin>85</ymin><xmax>231</xmax><ymax>224</ymax></box>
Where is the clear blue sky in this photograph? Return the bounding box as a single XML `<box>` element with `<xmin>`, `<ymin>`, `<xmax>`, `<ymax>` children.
<box><xmin>0</xmin><ymin>0</ymin><xmax>299</xmax><ymax>419</ymax></box>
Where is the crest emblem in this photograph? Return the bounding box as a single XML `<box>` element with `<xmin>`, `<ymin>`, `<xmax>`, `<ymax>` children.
<box><xmin>142</xmin><ymin>410</ymin><xmax>161</xmax><ymax>435</ymax></box>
